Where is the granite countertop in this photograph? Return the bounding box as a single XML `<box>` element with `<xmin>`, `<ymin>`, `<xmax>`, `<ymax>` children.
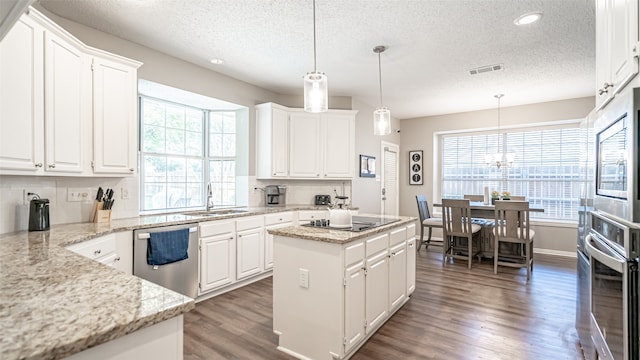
<box><xmin>0</xmin><ymin>205</ymin><xmax>333</xmax><ymax>360</ymax></box>
<box><xmin>268</xmin><ymin>214</ymin><xmax>417</xmax><ymax>244</ymax></box>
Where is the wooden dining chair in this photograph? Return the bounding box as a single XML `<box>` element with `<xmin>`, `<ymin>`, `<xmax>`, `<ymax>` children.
<box><xmin>441</xmin><ymin>199</ymin><xmax>482</xmax><ymax>269</ymax></box>
<box><xmin>510</xmin><ymin>195</ymin><xmax>526</xmax><ymax>201</ymax></box>
<box><xmin>493</xmin><ymin>200</ymin><xmax>535</xmax><ymax>280</ymax></box>
<box><xmin>415</xmin><ymin>195</ymin><xmax>442</xmax><ymax>251</ymax></box>
<box><xmin>463</xmin><ymin>194</ymin><xmax>484</xmax><ymax>202</ymax></box>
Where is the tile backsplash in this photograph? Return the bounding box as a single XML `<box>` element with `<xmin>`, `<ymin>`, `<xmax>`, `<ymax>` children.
<box><xmin>0</xmin><ymin>175</ymin><xmax>138</xmax><ymax>234</ymax></box>
<box><xmin>249</xmin><ymin>177</ymin><xmax>352</xmax><ymax>208</ymax></box>
<box><xmin>0</xmin><ymin>174</ymin><xmax>352</xmax><ymax>234</ymax></box>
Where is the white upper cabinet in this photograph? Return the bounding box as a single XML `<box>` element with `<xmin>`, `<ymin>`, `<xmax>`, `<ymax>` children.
<box><xmin>256</xmin><ymin>102</ymin><xmax>357</xmax><ymax>180</ymax></box>
<box><xmin>289</xmin><ymin>112</ymin><xmax>322</xmax><ymax>178</ymax></box>
<box><xmin>256</xmin><ymin>103</ymin><xmax>289</xmax><ymax>179</ymax></box>
<box><xmin>0</xmin><ymin>15</ymin><xmax>44</xmax><ymax>173</ymax></box>
<box><xmin>43</xmin><ymin>29</ymin><xmax>88</xmax><ymax>174</ymax></box>
<box><xmin>322</xmin><ymin>112</ymin><xmax>355</xmax><ymax>178</ymax></box>
<box><xmin>595</xmin><ymin>0</ymin><xmax>639</xmax><ymax>110</ymax></box>
<box><xmin>91</xmin><ymin>54</ymin><xmax>140</xmax><ymax>175</ymax></box>
<box><xmin>0</xmin><ymin>7</ymin><xmax>141</xmax><ymax>177</ymax></box>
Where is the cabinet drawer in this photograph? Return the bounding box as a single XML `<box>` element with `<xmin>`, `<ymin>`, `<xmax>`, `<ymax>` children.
<box><xmin>365</xmin><ymin>233</ymin><xmax>389</xmax><ymax>257</ymax></box>
<box><xmin>390</xmin><ymin>227</ymin><xmax>407</xmax><ymax>246</ymax></box>
<box><xmin>298</xmin><ymin>210</ymin><xmax>328</xmax><ymax>221</ymax></box>
<box><xmin>66</xmin><ymin>234</ymin><xmax>116</xmax><ymax>260</ymax></box>
<box><xmin>236</xmin><ymin>216</ymin><xmax>264</xmax><ymax>231</ymax></box>
<box><xmin>344</xmin><ymin>240</ymin><xmax>365</xmax><ymax>266</ymax></box>
<box><xmin>406</xmin><ymin>223</ymin><xmax>416</xmax><ymax>238</ymax></box>
<box><xmin>265</xmin><ymin>212</ymin><xmax>294</xmax><ymax>226</ymax></box>
<box><xmin>199</xmin><ymin>220</ymin><xmax>235</xmax><ymax>237</ymax></box>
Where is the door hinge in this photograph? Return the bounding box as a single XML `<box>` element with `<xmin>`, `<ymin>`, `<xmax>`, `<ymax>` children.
<box><xmin>343</xmin><ymin>278</ymin><xmax>347</xmax><ymax>286</ymax></box>
<box><xmin>90</xmin><ymin>161</ymin><xmax>94</xmax><ymax>168</ymax></box>
<box><xmin>343</xmin><ymin>338</ymin><xmax>347</xmax><ymax>346</ymax></box>
<box><xmin>198</xmin><ymin>283</ymin><xmax>201</xmax><ymax>289</ymax></box>
<box><xmin>634</xmin><ymin>42</ymin><xmax>640</xmax><ymax>58</ymax></box>
<box><xmin>91</xmin><ymin>63</ymin><xmax>94</xmax><ymax>71</ymax></box>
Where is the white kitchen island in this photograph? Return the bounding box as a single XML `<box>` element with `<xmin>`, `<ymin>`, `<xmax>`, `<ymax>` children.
<box><xmin>269</xmin><ymin>215</ymin><xmax>417</xmax><ymax>360</ymax></box>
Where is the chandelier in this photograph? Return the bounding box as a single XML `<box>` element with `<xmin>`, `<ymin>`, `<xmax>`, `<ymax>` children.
<box><xmin>485</xmin><ymin>94</ymin><xmax>515</xmax><ymax>168</ymax></box>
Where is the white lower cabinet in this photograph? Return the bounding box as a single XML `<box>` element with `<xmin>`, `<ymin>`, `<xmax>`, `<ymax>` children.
<box><xmin>199</xmin><ymin>220</ymin><xmax>235</xmax><ymax>294</ymax></box>
<box><xmin>273</xmin><ymin>223</ymin><xmax>414</xmax><ymax>360</ymax></box>
<box><xmin>65</xmin><ymin>231</ymin><xmax>132</xmax><ymax>274</ymax></box>
<box><xmin>406</xmin><ymin>224</ymin><xmax>417</xmax><ymax>295</ymax></box>
<box><xmin>236</xmin><ymin>216</ymin><xmax>264</xmax><ymax>280</ymax></box>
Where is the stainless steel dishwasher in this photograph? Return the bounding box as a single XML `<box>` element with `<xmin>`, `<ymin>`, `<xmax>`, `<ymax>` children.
<box><xmin>133</xmin><ymin>223</ymin><xmax>199</xmax><ymax>298</ymax></box>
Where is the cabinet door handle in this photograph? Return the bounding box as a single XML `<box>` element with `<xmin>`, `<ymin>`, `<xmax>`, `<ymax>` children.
<box><xmin>129</xmin><ymin>168</ymin><xmax>134</xmax><ymax>172</ymax></box>
<box><xmin>48</xmin><ymin>164</ymin><xmax>56</xmax><ymax>168</ymax></box>
<box><xmin>34</xmin><ymin>163</ymin><xmax>43</xmax><ymax>168</ymax></box>
<box><xmin>94</xmin><ymin>249</ymin><xmax>102</xmax><ymax>255</ymax></box>
<box><xmin>229</xmin><ymin>237</ymin><xmax>234</xmax><ymax>240</ymax></box>
<box><xmin>114</xmin><ymin>257</ymin><xmax>121</xmax><ymax>262</ymax></box>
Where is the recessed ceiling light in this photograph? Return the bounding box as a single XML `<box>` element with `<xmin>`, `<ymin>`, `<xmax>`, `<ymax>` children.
<box><xmin>514</xmin><ymin>11</ymin><xmax>543</xmax><ymax>26</ymax></box>
<box><xmin>209</xmin><ymin>58</ymin><xmax>224</xmax><ymax>65</ymax></box>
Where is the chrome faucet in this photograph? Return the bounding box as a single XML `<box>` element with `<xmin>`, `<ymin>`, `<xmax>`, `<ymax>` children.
<box><xmin>206</xmin><ymin>183</ymin><xmax>214</xmax><ymax>211</ymax></box>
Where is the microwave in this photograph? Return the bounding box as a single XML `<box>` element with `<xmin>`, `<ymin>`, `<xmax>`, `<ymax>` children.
<box><xmin>593</xmin><ymin>87</ymin><xmax>640</xmax><ymax>223</ymax></box>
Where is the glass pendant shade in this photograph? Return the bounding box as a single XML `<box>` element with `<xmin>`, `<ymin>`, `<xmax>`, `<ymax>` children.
<box><xmin>373</xmin><ymin>106</ymin><xmax>391</xmax><ymax>135</ymax></box>
<box><xmin>304</xmin><ymin>71</ymin><xmax>328</xmax><ymax>113</ymax></box>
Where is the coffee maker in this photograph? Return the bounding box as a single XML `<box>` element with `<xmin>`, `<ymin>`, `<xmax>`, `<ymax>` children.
<box><xmin>265</xmin><ymin>185</ymin><xmax>286</xmax><ymax>207</ymax></box>
<box><xmin>28</xmin><ymin>193</ymin><xmax>50</xmax><ymax>231</ymax></box>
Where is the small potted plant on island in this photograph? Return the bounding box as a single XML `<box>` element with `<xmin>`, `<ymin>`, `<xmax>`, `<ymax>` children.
<box><xmin>501</xmin><ymin>191</ymin><xmax>511</xmax><ymax>200</ymax></box>
<box><xmin>491</xmin><ymin>191</ymin><xmax>500</xmax><ymax>205</ymax></box>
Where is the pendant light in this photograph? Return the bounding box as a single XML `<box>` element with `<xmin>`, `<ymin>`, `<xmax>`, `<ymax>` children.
<box><xmin>303</xmin><ymin>0</ymin><xmax>328</xmax><ymax>113</ymax></box>
<box><xmin>485</xmin><ymin>94</ymin><xmax>515</xmax><ymax>168</ymax></box>
<box><xmin>373</xmin><ymin>45</ymin><xmax>391</xmax><ymax>135</ymax></box>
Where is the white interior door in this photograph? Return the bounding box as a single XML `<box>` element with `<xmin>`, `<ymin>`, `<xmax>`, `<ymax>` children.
<box><xmin>380</xmin><ymin>141</ymin><xmax>399</xmax><ymax>216</ymax></box>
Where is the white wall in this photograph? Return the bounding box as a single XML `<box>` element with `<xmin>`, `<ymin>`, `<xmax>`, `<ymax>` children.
<box><xmin>400</xmin><ymin>96</ymin><xmax>595</xmax><ymax>254</ymax></box>
<box><xmin>351</xmin><ymin>98</ymin><xmax>401</xmax><ymax>214</ymax></box>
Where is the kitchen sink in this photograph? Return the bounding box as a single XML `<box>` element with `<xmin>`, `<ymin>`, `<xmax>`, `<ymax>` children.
<box><xmin>182</xmin><ymin>209</ymin><xmax>249</xmax><ymax>217</ymax></box>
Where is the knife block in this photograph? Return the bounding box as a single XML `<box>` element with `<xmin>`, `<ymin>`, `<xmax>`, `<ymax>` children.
<box><xmin>92</xmin><ymin>201</ymin><xmax>111</xmax><ymax>224</ymax></box>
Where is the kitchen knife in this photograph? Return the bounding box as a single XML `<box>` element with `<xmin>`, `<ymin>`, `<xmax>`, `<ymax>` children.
<box><xmin>96</xmin><ymin>187</ymin><xmax>103</xmax><ymax>201</ymax></box>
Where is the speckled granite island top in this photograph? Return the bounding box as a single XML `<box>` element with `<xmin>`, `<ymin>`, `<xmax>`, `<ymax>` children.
<box><xmin>0</xmin><ymin>205</ymin><xmax>331</xmax><ymax>360</ymax></box>
<box><xmin>268</xmin><ymin>214</ymin><xmax>417</xmax><ymax>244</ymax></box>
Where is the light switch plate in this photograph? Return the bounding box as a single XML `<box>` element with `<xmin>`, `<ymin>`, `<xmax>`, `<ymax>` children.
<box><xmin>299</xmin><ymin>268</ymin><xmax>309</xmax><ymax>289</ymax></box>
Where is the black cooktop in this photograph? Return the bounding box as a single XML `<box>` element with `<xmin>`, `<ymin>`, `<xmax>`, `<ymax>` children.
<box><xmin>302</xmin><ymin>215</ymin><xmax>400</xmax><ymax>232</ymax></box>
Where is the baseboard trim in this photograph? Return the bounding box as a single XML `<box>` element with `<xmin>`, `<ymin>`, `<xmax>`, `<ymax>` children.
<box><xmin>533</xmin><ymin>248</ymin><xmax>576</xmax><ymax>258</ymax></box>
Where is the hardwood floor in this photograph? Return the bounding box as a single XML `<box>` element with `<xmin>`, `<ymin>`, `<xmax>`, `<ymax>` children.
<box><xmin>184</xmin><ymin>248</ymin><xmax>584</xmax><ymax>360</ymax></box>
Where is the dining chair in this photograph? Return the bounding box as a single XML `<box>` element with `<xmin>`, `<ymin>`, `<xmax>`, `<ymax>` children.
<box><xmin>441</xmin><ymin>199</ymin><xmax>482</xmax><ymax>269</ymax></box>
<box><xmin>493</xmin><ymin>200</ymin><xmax>535</xmax><ymax>280</ymax></box>
<box><xmin>510</xmin><ymin>195</ymin><xmax>526</xmax><ymax>201</ymax></box>
<box><xmin>463</xmin><ymin>194</ymin><xmax>484</xmax><ymax>202</ymax></box>
<box><xmin>415</xmin><ymin>195</ymin><xmax>442</xmax><ymax>251</ymax></box>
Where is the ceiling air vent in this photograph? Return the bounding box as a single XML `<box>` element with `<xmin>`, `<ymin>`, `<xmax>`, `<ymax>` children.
<box><xmin>469</xmin><ymin>63</ymin><xmax>504</xmax><ymax>75</ymax></box>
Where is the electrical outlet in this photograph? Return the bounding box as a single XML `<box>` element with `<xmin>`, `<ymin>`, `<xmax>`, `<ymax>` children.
<box><xmin>121</xmin><ymin>188</ymin><xmax>129</xmax><ymax>200</ymax></box>
<box><xmin>67</xmin><ymin>188</ymin><xmax>92</xmax><ymax>202</ymax></box>
<box><xmin>299</xmin><ymin>268</ymin><xmax>309</xmax><ymax>289</ymax></box>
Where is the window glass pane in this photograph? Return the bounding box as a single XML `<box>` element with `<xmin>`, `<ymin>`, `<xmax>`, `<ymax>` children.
<box><xmin>166</xmin><ymin>128</ymin><xmax>185</xmax><ymax>155</ymax></box>
<box><xmin>222</xmin><ymin>113</ymin><xmax>236</xmax><ymax>133</ymax></box>
<box><xmin>186</xmin><ymin>109</ymin><xmax>202</xmax><ymax>132</ymax></box>
<box><xmin>166</xmin><ymin>105</ymin><xmax>185</xmax><ymax>129</ymax></box>
<box><xmin>143</xmin><ymin>155</ymin><xmax>166</xmax><ymax>182</ymax></box>
<box><xmin>222</xmin><ymin>160</ymin><xmax>235</xmax><ymax>182</ymax></box>
<box><xmin>186</xmin><ymin>131</ymin><xmax>202</xmax><ymax>156</ymax></box>
<box><xmin>167</xmin><ymin>157</ymin><xmax>186</xmax><ymax>183</ymax></box>
<box><xmin>210</xmin><ymin>134</ymin><xmax>223</xmax><ymax>157</ymax></box>
<box><xmin>210</xmin><ymin>113</ymin><xmax>223</xmax><ymax>133</ymax></box>
<box><xmin>143</xmin><ymin>98</ymin><xmax>165</xmax><ymax>126</ymax></box>
<box><xmin>145</xmin><ymin>184</ymin><xmax>166</xmax><ymax>210</ymax></box>
<box><xmin>223</xmin><ymin>134</ymin><xmax>236</xmax><ymax>157</ymax></box>
<box><xmin>167</xmin><ymin>183</ymin><xmax>187</xmax><ymax>208</ymax></box>
<box><xmin>186</xmin><ymin>184</ymin><xmax>203</xmax><ymax>207</ymax></box>
<box><xmin>210</xmin><ymin>160</ymin><xmax>222</xmax><ymax>182</ymax></box>
<box><xmin>187</xmin><ymin>159</ymin><xmax>203</xmax><ymax>182</ymax></box>
<box><xmin>143</xmin><ymin>125</ymin><xmax>165</xmax><ymax>153</ymax></box>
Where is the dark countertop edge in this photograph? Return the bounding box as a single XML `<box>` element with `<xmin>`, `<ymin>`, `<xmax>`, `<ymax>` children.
<box><xmin>268</xmin><ymin>216</ymin><xmax>418</xmax><ymax>244</ymax></box>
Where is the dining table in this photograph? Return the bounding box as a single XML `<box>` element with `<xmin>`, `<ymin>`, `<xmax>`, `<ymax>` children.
<box><xmin>433</xmin><ymin>200</ymin><xmax>544</xmax><ymax>258</ymax></box>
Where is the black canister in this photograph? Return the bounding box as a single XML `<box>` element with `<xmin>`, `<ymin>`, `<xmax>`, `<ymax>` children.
<box><xmin>29</xmin><ymin>198</ymin><xmax>50</xmax><ymax>231</ymax></box>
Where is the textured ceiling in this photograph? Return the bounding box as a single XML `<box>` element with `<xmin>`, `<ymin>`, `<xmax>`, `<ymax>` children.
<box><xmin>38</xmin><ymin>0</ymin><xmax>595</xmax><ymax>119</ymax></box>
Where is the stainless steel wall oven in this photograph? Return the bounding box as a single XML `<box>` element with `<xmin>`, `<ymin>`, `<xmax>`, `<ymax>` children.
<box><xmin>586</xmin><ymin>211</ymin><xmax>639</xmax><ymax>359</ymax></box>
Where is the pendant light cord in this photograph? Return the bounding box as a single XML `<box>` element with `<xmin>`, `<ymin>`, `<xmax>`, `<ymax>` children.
<box><xmin>312</xmin><ymin>0</ymin><xmax>317</xmax><ymax>72</ymax></box>
<box><xmin>378</xmin><ymin>51</ymin><xmax>383</xmax><ymax>107</ymax></box>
